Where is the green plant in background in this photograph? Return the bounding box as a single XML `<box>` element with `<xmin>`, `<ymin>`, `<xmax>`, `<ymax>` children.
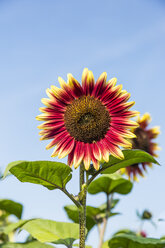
<box><xmin>1</xmin><ymin>69</ymin><xmax>163</xmax><ymax>248</ymax></box>
<box><xmin>0</xmin><ymin>199</ymin><xmax>23</xmax><ymax>244</ymax></box>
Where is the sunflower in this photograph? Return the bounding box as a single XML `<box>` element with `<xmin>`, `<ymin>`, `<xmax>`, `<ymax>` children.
<box><xmin>122</xmin><ymin>113</ymin><xmax>160</xmax><ymax>180</ymax></box>
<box><xmin>36</xmin><ymin>68</ymin><xmax>138</xmax><ymax>170</ymax></box>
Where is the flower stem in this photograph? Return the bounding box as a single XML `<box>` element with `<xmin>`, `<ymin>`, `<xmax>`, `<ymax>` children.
<box><xmin>79</xmin><ymin>163</ymin><xmax>87</xmax><ymax>248</ymax></box>
<box><xmin>98</xmin><ymin>193</ymin><xmax>113</xmax><ymax>248</ymax></box>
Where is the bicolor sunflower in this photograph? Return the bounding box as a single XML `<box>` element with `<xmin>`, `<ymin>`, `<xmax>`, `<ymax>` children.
<box><xmin>36</xmin><ymin>68</ymin><xmax>138</xmax><ymax>170</ymax></box>
<box><xmin>122</xmin><ymin>113</ymin><xmax>160</xmax><ymax>180</ymax></box>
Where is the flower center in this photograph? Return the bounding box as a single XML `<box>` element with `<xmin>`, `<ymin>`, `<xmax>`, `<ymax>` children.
<box><xmin>64</xmin><ymin>96</ymin><xmax>110</xmax><ymax>143</ymax></box>
<box><xmin>132</xmin><ymin>128</ymin><xmax>150</xmax><ymax>152</ymax></box>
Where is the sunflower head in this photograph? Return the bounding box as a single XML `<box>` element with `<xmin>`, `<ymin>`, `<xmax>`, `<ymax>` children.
<box><xmin>121</xmin><ymin>113</ymin><xmax>160</xmax><ymax>181</ymax></box>
<box><xmin>36</xmin><ymin>68</ymin><xmax>138</xmax><ymax>170</ymax></box>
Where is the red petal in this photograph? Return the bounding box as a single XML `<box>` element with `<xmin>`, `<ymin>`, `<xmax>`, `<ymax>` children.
<box><xmin>39</xmin><ymin>126</ymin><xmax>66</xmax><ymax>140</ymax></box>
<box><xmin>111</xmin><ymin>117</ymin><xmax>138</xmax><ymax>128</ymax></box>
<box><xmin>73</xmin><ymin>142</ymin><xmax>85</xmax><ymax>168</ymax></box>
<box><xmin>109</xmin><ymin>101</ymin><xmax>135</xmax><ymax>114</ymax></box>
<box><xmin>92</xmin><ymin>72</ymin><xmax>107</xmax><ymax>98</ymax></box>
<box><xmin>91</xmin><ymin>142</ymin><xmax>102</xmax><ymax>161</ymax></box>
<box><xmin>106</xmin><ymin>92</ymin><xmax>130</xmax><ymax>108</ymax></box>
<box><xmin>58</xmin><ymin>137</ymin><xmax>75</xmax><ymax>159</ymax></box>
<box><xmin>83</xmin><ymin>143</ymin><xmax>91</xmax><ymax>170</ymax></box>
<box><xmin>103</xmin><ymin>138</ymin><xmax>124</xmax><ymax>159</ymax></box>
<box><xmin>68</xmin><ymin>73</ymin><xmax>84</xmax><ymax>98</ymax></box>
<box><xmin>82</xmin><ymin>68</ymin><xmax>95</xmax><ymax>95</ymax></box>
<box><xmin>68</xmin><ymin>147</ymin><xmax>75</xmax><ymax>167</ymax></box>
<box><xmin>101</xmin><ymin>85</ymin><xmax>122</xmax><ymax>104</ymax></box>
<box><xmin>51</xmin><ymin>134</ymin><xmax>71</xmax><ymax>157</ymax></box>
<box><xmin>46</xmin><ymin>130</ymin><xmax>69</xmax><ymax>149</ymax></box>
<box><xmin>97</xmin><ymin>139</ymin><xmax>110</xmax><ymax>162</ymax></box>
<box><xmin>106</xmin><ymin>131</ymin><xmax>132</xmax><ymax>148</ymax></box>
<box><xmin>51</xmin><ymin>86</ymin><xmax>73</xmax><ymax>105</ymax></box>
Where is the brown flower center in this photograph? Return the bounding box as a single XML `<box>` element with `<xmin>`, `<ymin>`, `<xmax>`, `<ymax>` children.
<box><xmin>132</xmin><ymin>127</ymin><xmax>150</xmax><ymax>153</ymax></box>
<box><xmin>64</xmin><ymin>96</ymin><xmax>110</xmax><ymax>143</ymax></box>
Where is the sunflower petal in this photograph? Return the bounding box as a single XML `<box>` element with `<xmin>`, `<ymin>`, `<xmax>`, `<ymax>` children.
<box><xmin>92</xmin><ymin>72</ymin><xmax>107</xmax><ymax>98</ymax></box>
<box><xmin>67</xmin><ymin>73</ymin><xmax>84</xmax><ymax>98</ymax></box>
<box><xmin>73</xmin><ymin>142</ymin><xmax>84</xmax><ymax>168</ymax></box>
<box><xmin>82</xmin><ymin>68</ymin><xmax>95</xmax><ymax>95</ymax></box>
<box><xmin>83</xmin><ymin>143</ymin><xmax>91</xmax><ymax>170</ymax></box>
<box><xmin>58</xmin><ymin>137</ymin><xmax>75</xmax><ymax>159</ymax></box>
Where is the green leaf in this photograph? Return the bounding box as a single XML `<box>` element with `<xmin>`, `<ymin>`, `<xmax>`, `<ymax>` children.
<box><xmin>21</xmin><ymin>219</ymin><xmax>80</xmax><ymax>248</ymax></box>
<box><xmin>73</xmin><ymin>245</ymin><xmax>92</xmax><ymax>248</ymax></box>
<box><xmin>64</xmin><ymin>204</ymin><xmax>118</xmax><ymax>233</ymax></box>
<box><xmin>102</xmin><ymin>240</ymin><xmax>109</xmax><ymax>248</ymax></box>
<box><xmin>108</xmin><ymin>234</ymin><xmax>165</xmax><ymax>248</ymax></box>
<box><xmin>95</xmin><ymin>199</ymin><xmax>119</xmax><ymax>213</ymax></box>
<box><xmin>109</xmin><ymin>198</ymin><xmax>120</xmax><ymax>209</ymax></box>
<box><xmin>64</xmin><ymin>205</ymin><xmax>95</xmax><ymax>232</ymax></box>
<box><xmin>113</xmin><ymin>229</ymin><xmax>136</xmax><ymax>236</ymax></box>
<box><xmin>88</xmin><ymin>173</ymin><xmax>133</xmax><ymax>195</ymax></box>
<box><xmin>5</xmin><ymin>161</ymin><xmax>72</xmax><ymax>190</ymax></box>
<box><xmin>1</xmin><ymin>241</ymin><xmax>54</xmax><ymax>248</ymax></box>
<box><xmin>0</xmin><ymin>199</ymin><xmax>23</xmax><ymax>219</ymax></box>
<box><xmin>3</xmin><ymin>161</ymin><xmax>25</xmax><ymax>178</ymax></box>
<box><xmin>101</xmin><ymin>149</ymin><xmax>159</xmax><ymax>174</ymax></box>
<box><xmin>4</xmin><ymin>220</ymin><xmax>30</xmax><ymax>234</ymax></box>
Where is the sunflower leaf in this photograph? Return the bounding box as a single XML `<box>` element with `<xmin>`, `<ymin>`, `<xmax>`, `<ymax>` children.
<box><xmin>102</xmin><ymin>240</ymin><xmax>109</xmax><ymax>248</ymax></box>
<box><xmin>101</xmin><ymin>149</ymin><xmax>159</xmax><ymax>175</ymax></box>
<box><xmin>1</xmin><ymin>241</ymin><xmax>54</xmax><ymax>248</ymax></box>
<box><xmin>88</xmin><ymin>173</ymin><xmax>133</xmax><ymax>195</ymax></box>
<box><xmin>108</xmin><ymin>233</ymin><xmax>165</xmax><ymax>248</ymax></box>
<box><xmin>64</xmin><ymin>205</ymin><xmax>95</xmax><ymax>232</ymax></box>
<box><xmin>21</xmin><ymin>219</ymin><xmax>80</xmax><ymax>248</ymax></box>
<box><xmin>3</xmin><ymin>161</ymin><xmax>25</xmax><ymax>178</ymax></box>
<box><xmin>4</xmin><ymin>161</ymin><xmax>72</xmax><ymax>190</ymax></box>
<box><xmin>0</xmin><ymin>199</ymin><xmax>23</xmax><ymax>219</ymax></box>
<box><xmin>64</xmin><ymin>204</ymin><xmax>118</xmax><ymax>233</ymax></box>
<box><xmin>4</xmin><ymin>219</ymin><xmax>31</xmax><ymax>234</ymax></box>
<box><xmin>73</xmin><ymin>245</ymin><xmax>92</xmax><ymax>248</ymax></box>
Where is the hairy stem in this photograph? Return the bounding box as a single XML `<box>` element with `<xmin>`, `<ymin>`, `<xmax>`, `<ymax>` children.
<box><xmin>79</xmin><ymin>163</ymin><xmax>87</xmax><ymax>248</ymax></box>
<box><xmin>62</xmin><ymin>188</ymin><xmax>81</xmax><ymax>208</ymax></box>
<box><xmin>86</xmin><ymin>165</ymin><xmax>108</xmax><ymax>186</ymax></box>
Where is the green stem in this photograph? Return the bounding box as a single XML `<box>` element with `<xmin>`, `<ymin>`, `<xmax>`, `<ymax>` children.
<box><xmin>86</xmin><ymin>166</ymin><xmax>105</xmax><ymax>186</ymax></box>
<box><xmin>87</xmin><ymin>163</ymin><xmax>120</xmax><ymax>187</ymax></box>
<box><xmin>79</xmin><ymin>163</ymin><xmax>87</xmax><ymax>248</ymax></box>
<box><xmin>62</xmin><ymin>188</ymin><xmax>81</xmax><ymax>208</ymax></box>
<box><xmin>98</xmin><ymin>193</ymin><xmax>113</xmax><ymax>248</ymax></box>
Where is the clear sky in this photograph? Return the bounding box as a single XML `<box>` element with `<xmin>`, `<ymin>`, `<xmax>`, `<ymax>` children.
<box><xmin>0</xmin><ymin>0</ymin><xmax>165</xmax><ymax>247</ymax></box>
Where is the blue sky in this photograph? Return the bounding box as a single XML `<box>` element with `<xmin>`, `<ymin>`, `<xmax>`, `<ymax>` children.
<box><xmin>0</xmin><ymin>0</ymin><xmax>165</xmax><ymax>246</ymax></box>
